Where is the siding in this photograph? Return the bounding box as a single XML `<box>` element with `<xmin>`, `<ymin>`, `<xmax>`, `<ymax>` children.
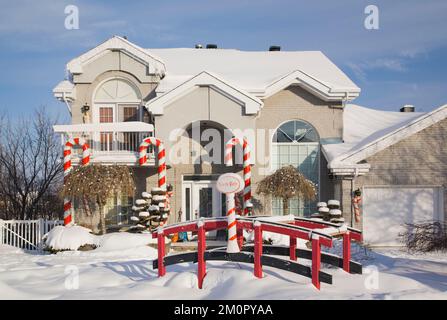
<box><xmin>342</xmin><ymin>117</ymin><xmax>447</xmax><ymax>228</ymax></box>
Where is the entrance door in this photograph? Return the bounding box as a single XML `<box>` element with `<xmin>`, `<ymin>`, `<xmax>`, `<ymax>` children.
<box><xmin>182</xmin><ymin>181</ymin><xmax>222</xmax><ymax>221</ymax></box>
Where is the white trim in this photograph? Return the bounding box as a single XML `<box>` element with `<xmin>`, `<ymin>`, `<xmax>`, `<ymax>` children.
<box><xmin>53</xmin><ymin>121</ymin><xmax>154</xmax><ymax>133</ymax></box>
<box><xmin>146</xmin><ymin>71</ymin><xmax>263</xmax><ymax>115</ymax></box>
<box><xmin>261</xmin><ymin>69</ymin><xmax>360</xmax><ymax>101</ymax></box>
<box><xmin>66</xmin><ymin>36</ymin><xmax>166</xmax><ymax>76</ymax></box>
<box><xmin>335</xmin><ymin>104</ymin><xmax>447</xmax><ymax>165</ymax></box>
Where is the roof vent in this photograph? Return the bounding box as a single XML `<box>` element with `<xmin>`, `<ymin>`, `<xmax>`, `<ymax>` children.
<box><xmin>269</xmin><ymin>45</ymin><xmax>281</xmax><ymax>51</ymax></box>
<box><xmin>400</xmin><ymin>104</ymin><xmax>415</xmax><ymax>112</ymax></box>
<box><xmin>195</xmin><ymin>44</ymin><xmax>203</xmax><ymax>49</ymax></box>
<box><xmin>206</xmin><ymin>44</ymin><xmax>218</xmax><ymax>49</ymax></box>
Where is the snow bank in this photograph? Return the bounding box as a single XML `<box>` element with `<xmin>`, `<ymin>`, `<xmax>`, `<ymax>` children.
<box><xmin>95</xmin><ymin>232</ymin><xmax>158</xmax><ymax>252</ymax></box>
<box><xmin>44</xmin><ymin>226</ymin><xmax>98</xmax><ymax>251</ymax></box>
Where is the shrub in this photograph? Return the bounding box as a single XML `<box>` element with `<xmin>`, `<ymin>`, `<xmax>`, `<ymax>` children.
<box><xmin>399</xmin><ymin>221</ymin><xmax>447</xmax><ymax>252</ymax></box>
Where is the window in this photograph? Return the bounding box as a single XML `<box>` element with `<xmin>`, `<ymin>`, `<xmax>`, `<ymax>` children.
<box><xmin>104</xmin><ymin>193</ymin><xmax>134</xmax><ymax>226</ymax></box>
<box><xmin>119</xmin><ymin>105</ymin><xmax>139</xmax><ymax>122</ymax></box>
<box><xmin>99</xmin><ymin>107</ymin><xmax>114</xmax><ymax>151</ymax></box>
<box><xmin>271</xmin><ymin>120</ymin><xmax>320</xmax><ymax>216</ymax></box>
<box><xmin>99</xmin><ymin>107</ymin><xmax>114</xmax><ymax>123</ymax></box>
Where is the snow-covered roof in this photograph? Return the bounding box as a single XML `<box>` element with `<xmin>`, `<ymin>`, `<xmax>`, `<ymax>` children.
<box><xmin>58</xmin><ymin>36</ymin><xmax>360</xmax><ymax>107</ymax></box>
<box><xmin>148</xmin><ymin>47</ymin><xmax>360</xmax><ymax>100</ymax></box>
<box><xmin>323</xmin><ymin>104</ymin><xmax>447</xmax><ymax>173</ymax></box>
<box><xmin>53</xmin><ymin>80</ymin><xmax>75</xmax><ymax>101</ymax></box>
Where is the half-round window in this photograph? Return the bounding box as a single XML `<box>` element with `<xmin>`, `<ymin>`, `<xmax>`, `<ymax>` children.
<box><xmin>272</xmin><ymin>120</ymin><xmax>319</xmax><ymax>143</ymax></box>
<box><xmin>94</xmin><ymin>78</ymin><xmax>141</xmax><ymax>103</ymax></box>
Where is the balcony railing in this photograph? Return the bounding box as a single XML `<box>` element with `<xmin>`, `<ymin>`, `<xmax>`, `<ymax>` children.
<box><xmin>53</xmin><ymin>121</ymin><xmax>155</xmax><ymax>165</ymax></box>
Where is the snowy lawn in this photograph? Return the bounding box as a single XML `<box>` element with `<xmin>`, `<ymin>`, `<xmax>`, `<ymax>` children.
<box><xmin>0</xmin><ymin>234</ymin><xmax>446</xmax><ymax>300</ymax></box>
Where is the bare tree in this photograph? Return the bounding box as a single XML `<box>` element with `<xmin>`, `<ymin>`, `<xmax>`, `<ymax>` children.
<box><xmin>0</xmin><ymin>107</ymin><xmax>63</xmax><ymax>220</ymax></box>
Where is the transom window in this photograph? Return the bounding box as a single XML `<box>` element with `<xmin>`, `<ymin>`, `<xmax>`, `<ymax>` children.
<box><xmin>271</xmin><ymin>120</ymin><xmax>320</xmax><ymax>216</ymax></box>
<box><xmin>273</xmin><ymin>120</ymin><xmax>319</xmax><ymax>143</ymax></box>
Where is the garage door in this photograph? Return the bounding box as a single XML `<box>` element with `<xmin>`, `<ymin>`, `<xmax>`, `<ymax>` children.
<box><xmin>363</xmin><ymin>187</ymin><xmax>444</xmax><ymax>246</ymax></box>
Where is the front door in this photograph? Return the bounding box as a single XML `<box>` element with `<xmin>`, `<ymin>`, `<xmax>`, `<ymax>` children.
<box><xmin>182</xmin><ymin>180</ymin><xmax>223</xmax><ymax>237</ymax></box>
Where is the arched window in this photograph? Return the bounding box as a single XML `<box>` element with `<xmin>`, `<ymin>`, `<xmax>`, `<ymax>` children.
<box><xmin>271</xmin><ymin>120</ymin><xmax>320</xmax><ymax>216</ymax></box>
<box><xmin>94</xmin><ymin>78</ymin><xmax>141</xmax><ymax>103</ymax></box>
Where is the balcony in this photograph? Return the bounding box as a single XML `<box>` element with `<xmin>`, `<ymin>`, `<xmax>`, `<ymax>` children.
<box><xmin>53</xmin><ymin>122</ymin><xmax>155</xmax><ymax>165</ymax></box>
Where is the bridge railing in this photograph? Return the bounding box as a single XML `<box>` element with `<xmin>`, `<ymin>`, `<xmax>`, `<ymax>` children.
<box><xmin>151</xmin><ymin>216</ymin><xmax>364</xmax><ymax>290</ymax></box>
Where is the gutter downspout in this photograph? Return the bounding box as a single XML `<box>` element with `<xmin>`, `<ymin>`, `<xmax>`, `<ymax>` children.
<box><xmin>62</xmin><ymin>92</ymin><xmax>72</xmax><ymax>116</ymax></box>
<box><xmin>342</xmin><ymin>91</ymin><xmax>349</xmax><ymax>108</ymax></box>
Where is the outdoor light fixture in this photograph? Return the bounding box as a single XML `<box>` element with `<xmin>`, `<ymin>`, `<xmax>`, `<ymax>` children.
<box><xmin>81</xmin><ymin>103</ymin><xmax>90</xmax><ymax>113</ymax></box>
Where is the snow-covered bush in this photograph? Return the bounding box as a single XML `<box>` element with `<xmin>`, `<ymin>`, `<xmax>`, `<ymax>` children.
<box><xmin>43</xmin><ymin>226</ymin><xmax>99</xmax><ymax>251</ymax></box>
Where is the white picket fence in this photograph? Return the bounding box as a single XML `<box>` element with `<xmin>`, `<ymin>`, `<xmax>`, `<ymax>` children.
<box><xmin>0</xmin><ymin>219</ymin><xmax>63</xmax><ymax>251</ymax></box>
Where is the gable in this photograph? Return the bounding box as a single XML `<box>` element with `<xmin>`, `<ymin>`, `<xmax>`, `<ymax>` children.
<box><xmin>67</xmin><ymin>36</ymin><xmax>165</xmax><ymax>82</ymax></box>
<box><xmin>162</xmin><ymin>86</ymin><xmax>248</xmax><ymax>126</ymax></box>
<box><xmin>263</xmin><ymin>85</ymin><xmax>343</xmax><ymax>108</ymax></box>
<box><xmin>366</xmin><ymin>117</ymin><xmax>447</xmax><ymax>169</ymax></box>
<box><xmin>342</xmin><ymin>104</ymin><xmax>447</xmax><ymax>165</ymax></box>
<box><xmin>146</xmin><ymin>71</ymin><xmax>263</xmax><ymax>115</ymax></box>
<box><xmin>73</xmin><ymin>50</ymin><xmax>155</xmax><ymax>84</ymax></box>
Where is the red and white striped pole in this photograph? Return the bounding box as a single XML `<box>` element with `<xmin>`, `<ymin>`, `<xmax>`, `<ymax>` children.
<box><xmin>226</xmin><ymin>192</ymin><xmax>238</xmax><ymax>253</ymax></box>
<box><xmin>224</xmin><ymin>137</ymin><xmax>252</xmax><ymax>215</ymax></box>
<box><xmin>217</xmin><ymin>173</ymin><xmax>244</xmax><ymax>253</ymax></box>
<box><xmin>139</xmin><ymin>137</ymin><xmax>166</xmax><ymax>190</ymax></box>
<box><xmin>63</xmin><ymin>137</ymin><xmax>91</xmax><ymax>226</ymax></box>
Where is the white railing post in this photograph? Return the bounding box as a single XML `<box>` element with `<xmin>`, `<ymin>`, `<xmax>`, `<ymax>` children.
<box><xmin>0</xmin><ymin>219</ymin><xmax>4</xmax><ymax>246</ymax></box>
<box><xmin>38</xmin><ymin>218</ymin><xmax>44</xmax><ymax>247</ymax></box>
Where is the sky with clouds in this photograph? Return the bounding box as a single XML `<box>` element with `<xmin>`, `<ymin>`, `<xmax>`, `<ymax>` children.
<box><xmin>0</xmin><ymin>0</ymin><xmax>446</xmax><ymax>121</ymax></box>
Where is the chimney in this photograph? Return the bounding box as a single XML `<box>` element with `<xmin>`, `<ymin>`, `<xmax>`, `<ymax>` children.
<box><xmin>195</xmin><ymin>44</ymin><xmax>203</xmax><ymax>49</ymax></box>
<box><xmin>269</xmin><ymin>45</ymin><xmax>281</xmax><ymax>51</ymax></box>
<box><xmin>206</xmin><ymin>44</ymin><xmax>217</xmax><ymax>49</ymax></box>
<box><xmin>400</xmin><ymin>104</ymin><xmax>415</xmax><ymax>112</ymax></box>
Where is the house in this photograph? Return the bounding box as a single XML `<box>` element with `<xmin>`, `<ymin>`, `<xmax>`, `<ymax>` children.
<box><xmin>53</xmin><ymin>36</ymin><xmax>446</xmax><ymax>246</ymax></box>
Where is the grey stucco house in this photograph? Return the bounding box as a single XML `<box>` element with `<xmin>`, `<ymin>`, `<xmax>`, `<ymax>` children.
<box><xmin>53</xmin><ymin>36</ymin><xmax>446</xmax><ymax>246</ymax></box>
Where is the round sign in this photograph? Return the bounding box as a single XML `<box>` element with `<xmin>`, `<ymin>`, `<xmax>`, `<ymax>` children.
<box><xmin>216</xmin><ymin>173</ymin><xmax>244</xmax><ymax>194</ymax></box>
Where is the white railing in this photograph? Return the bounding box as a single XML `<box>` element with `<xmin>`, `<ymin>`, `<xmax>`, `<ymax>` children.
<box><xmin>0</xmin><ymin>219</ymin><xmax>63</xmax><ymax>251</ymax></box>
<box><xmin>53</xmin><ymin>121</ymin><xmax>155</xmax><ymax>165</ymax></box>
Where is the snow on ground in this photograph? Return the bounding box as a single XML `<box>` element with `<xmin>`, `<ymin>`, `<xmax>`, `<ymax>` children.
<box><xmin>0</xmin><ymin>234</ymin><xmax>446</xmax><ymax>300</ymax></box>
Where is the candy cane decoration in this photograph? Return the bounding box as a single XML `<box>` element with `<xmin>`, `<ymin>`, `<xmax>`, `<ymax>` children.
<box><xmin>139</xmin><ymin>137</ymin><xmax>166</xmax><ymax>190</ymax></box>
<box><xmin>353</xmin><ymin>196</ymin><xmax>362</xmax><ymax>223</ymax></box>
<box><xmin>226</xmin><ymin>191</ymin><xmax>239</xmax><ymax>253</ymax></box>
<box><xmin>63</xmin><ymin>137</ymin><xmax>91</xmax><ymax>226</ymax></box>
<box><xmin>224</xmin><ymin>137</ymin><xmax>252</xmax><ymax>215</ymax></box>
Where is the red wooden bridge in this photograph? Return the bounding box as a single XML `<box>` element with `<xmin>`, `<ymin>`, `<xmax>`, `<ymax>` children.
<box><xmin>152</xmin><ymin>216</ymin><xmax>363</xmax><ymax>290</ymax></box>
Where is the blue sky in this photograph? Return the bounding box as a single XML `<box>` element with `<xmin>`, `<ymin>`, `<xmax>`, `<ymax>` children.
<box><xmin>0</xmin><ymin>0</ymin><xmax>446</xmax><ymax>121</ymax></box>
